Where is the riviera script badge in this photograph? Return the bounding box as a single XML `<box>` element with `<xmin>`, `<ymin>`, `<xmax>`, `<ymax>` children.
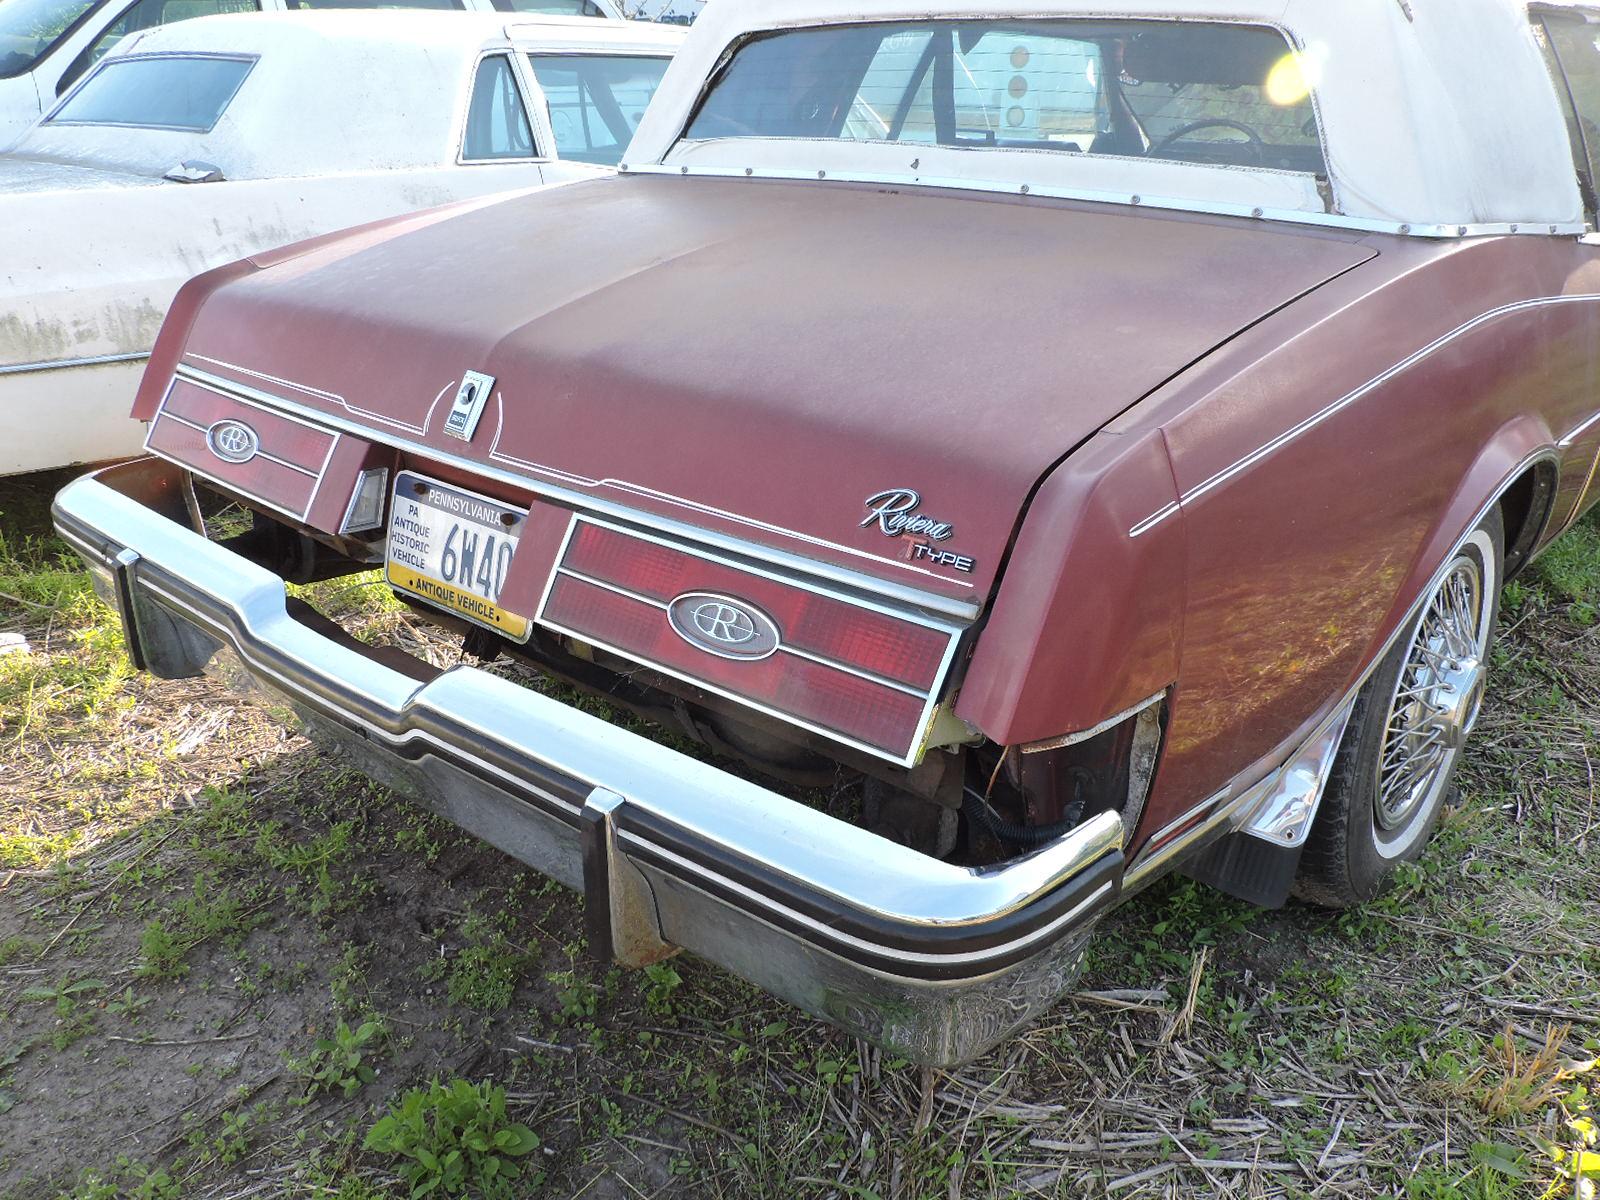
<box><xmin>860</xmin><ymin>488</ymin><xmax>974</xmax><ymax>573</ymax></box>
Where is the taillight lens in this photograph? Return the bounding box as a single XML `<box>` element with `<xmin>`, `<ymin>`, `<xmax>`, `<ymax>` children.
<box><xmin>540</xmin><ymin>519</ymin><xmax>961</xmax><ymax>763</ymax></box>
<box><xmin>562</xmin><ymin>522</ymin><xmax>948</xmax><ymax>689</ymax></box>
<box><xmin>543</xmin><ymin>573</ymin><xmax>930</xmax><ymax>758</ymax></box>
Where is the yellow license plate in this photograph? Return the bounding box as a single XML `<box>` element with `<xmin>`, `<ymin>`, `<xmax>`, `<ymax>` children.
<box><xmin>384</xmin><ymin>472</ymin><xmax>530</xmax><ymax>640</ymax></box>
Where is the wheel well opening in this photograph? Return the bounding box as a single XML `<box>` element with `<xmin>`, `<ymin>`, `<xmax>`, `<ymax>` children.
<box><xmin>1498</xmin><ymin>461</ymin><xmax>1559</xmax><ymax>580</ymax></box>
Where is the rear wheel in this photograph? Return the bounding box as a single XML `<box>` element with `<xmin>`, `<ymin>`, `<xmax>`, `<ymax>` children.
<box><xmin>1294</xmin><ymin>509</ymin><xmax>1503</xmax><ymax>907</ymax></box>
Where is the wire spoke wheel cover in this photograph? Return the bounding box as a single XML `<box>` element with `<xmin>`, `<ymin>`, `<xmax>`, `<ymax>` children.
<box><xmin>1370</xmin><ymin>533</ymin><xmax>1495</xmax><ymax>858</ymax></box>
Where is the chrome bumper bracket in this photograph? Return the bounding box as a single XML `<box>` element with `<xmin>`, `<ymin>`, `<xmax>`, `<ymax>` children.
<box><xmin>582</xmin><ymin>788</ymin><xmax>677</xmax><ymax>968</ymax></box>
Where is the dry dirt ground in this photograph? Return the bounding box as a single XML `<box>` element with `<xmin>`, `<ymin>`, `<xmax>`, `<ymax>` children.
<box><xmin>1</xmin><ymin>467</ymin><xmax>1597</xmax><ymax>1200</ymax></box>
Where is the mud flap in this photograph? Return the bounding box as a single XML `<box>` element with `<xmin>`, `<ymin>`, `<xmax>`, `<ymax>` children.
<box><xmin>1183</xmin><ymin>830</ymin><xmax>1304</xmax><ymax>909</ymax></box>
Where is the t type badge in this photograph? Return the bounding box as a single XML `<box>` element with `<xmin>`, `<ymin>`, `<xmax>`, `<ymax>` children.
<box><xmin>442</xmin><ymin>370</ymin><xmax>495</xmax><ymax>442</ymax></box>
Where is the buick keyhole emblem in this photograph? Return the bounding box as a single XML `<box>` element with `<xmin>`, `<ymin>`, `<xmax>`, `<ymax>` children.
<box><xmin>443</xmin><ymin>369</ymin><xmax>495</xmax><ymax>442</ymax></box>
<box><xmin>667</xmin><ymin>592</ymin><xmax>781</xmax><ymax>660</ymax></box>
<box><xmin>206</xmin><ymin>419</ymin><xmax>259</xmax><ymax>464</ymax></box>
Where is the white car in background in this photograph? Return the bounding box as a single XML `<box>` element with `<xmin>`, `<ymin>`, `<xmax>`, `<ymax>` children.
<box><xmin>0</xmin><ymin>9</ymin><xmax>681</xmax><ymax>474</ymax></box>
<box><xmin>0</xmin><ymin>0</ymin><xmax>624</xmax><ymax>147</ymax></box>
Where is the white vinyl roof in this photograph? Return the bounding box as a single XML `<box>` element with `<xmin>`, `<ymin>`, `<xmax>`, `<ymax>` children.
<box><xmin>11</xmin><ymin>10</ymin><xmax>682</xmax><ymax>180</ymax></box>
<box><xmin>625</xmin><ymin>0</ymin><xmax>1589</xmax><ymax>236</ymax></box>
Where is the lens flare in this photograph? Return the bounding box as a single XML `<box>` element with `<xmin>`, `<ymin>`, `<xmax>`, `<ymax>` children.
<box><xmin>1265</xmin><ymin>47</ymin><xmax>1325</xmax><ymax>106</ymax></box>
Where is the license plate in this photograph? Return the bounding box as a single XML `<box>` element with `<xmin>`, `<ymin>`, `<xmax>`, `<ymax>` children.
<box><xmin>384</xmin><ymin>472</ymin><xmax>530</xmax><ymax>640</ymax></box>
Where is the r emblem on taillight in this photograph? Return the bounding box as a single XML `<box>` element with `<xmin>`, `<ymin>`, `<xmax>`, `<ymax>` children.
<box><xmin>667</xmin><ymin>592</ymin><xmax>781</xmax><ymax>661</ymax></box>
<box><xmin>206</xmin><ymin>419</ymin><xmax>259</xmax><ymax>464</ymax></box>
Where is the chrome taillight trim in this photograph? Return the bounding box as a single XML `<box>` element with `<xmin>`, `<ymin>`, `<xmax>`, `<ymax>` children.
<box><xmin>145</xmin><ymin>372</ymin><xmax>340</xmax><ymax>524</ymax></box>
<box><xmin>169</xmin><ymin>362</ymin><xmax>982</xmax><ymax>624</ymax></box>
<box><xmin>535</xmin><ymin>513</ymin><xmax>966</xmax><ymax>767</ymax></box>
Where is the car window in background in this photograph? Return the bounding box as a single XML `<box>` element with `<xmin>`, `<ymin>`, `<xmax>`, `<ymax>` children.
<box><xmin>49</xmin><ymin>51</ymin><xmax>254</xmax><ymax>129</ymax></box>
<box><xmin>0</xmin><ymin>0</ymin><xmax>102</xmax><ymax>79</ymax></box>
<box><xmin>463</xmin><ymin>52</ymin><xmax>536</xmax><ymax>159</ymax></box>
<box><xmin>56</xmin><ymin>0</ymin><xmax>257</xmax><ymax>95</ymax></box>
<box><xmin>492</xmin><ymin>0</ymin><xmax>606</xmax><ymax>14</ymax></box>
<box><xmin>1536</xmin><ymin>11</ymin><xmax>1600</xmax><ymax>222</ymax></box>
<box><xmin>686</xmin><ymin>20</ymin><xmax>1325</xmax><ymax>175</ymax></box>
<box><xmin>528</xmin><ymin>53</ymin><xmax>669</xmax><ymax>165</ymax></box>
<box><xmin>284</xmin><ymin>0</ymin><xmax>461</xmax><ymax>8</ymax></box>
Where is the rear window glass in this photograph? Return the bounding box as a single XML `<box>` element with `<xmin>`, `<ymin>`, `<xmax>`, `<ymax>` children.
<box><xmin>493</xmin><ymin>0</ymin><xmax>606</xmax><ymax>13</ymax></box>
<box><xmin>284</xmin><ymin>0</ymin><xmax>461</xmax><ymax>9</ymax></box>
<box><xmin>529</xmin><ymin>52</ymin><xmax>670</xmax><ymax>166</ymax></box>
<box><xmin>685</xmin><ymin>20</ymin><xmax>1325</xmax><ymax>176</ymax></box>
<box><xmin>0</xmin><ymin>0</ymin><xmax>101</xmax><ymax>79</ymax></box>
<box><xmin>50</xmin><ymin>52</ymin><xmax>253</xmax><ymax>129</ymax></box>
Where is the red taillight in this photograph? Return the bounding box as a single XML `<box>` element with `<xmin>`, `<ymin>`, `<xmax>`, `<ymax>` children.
<box><xmin>783</xmin><ymin>593</ymin><xmax>946</xmax><ymax>691</ymax></box>
<box><xmin>163</xmin><ymin>381</ymin><xmax>336</xmax><ymax>469</ymax></box>
<box><xmin>147</xmin><ymin>416</ymin><xmax>318</xmax><ymax>518</ymax></box>
<box><xmin>563</xmin><ymin>522</ymin><xmax>948</xmax><ymax>689</ymax></box>
<box><xmin>564</xmin><ymin>521</ymin><xmax>691</xmax><ymax>600</ymax></box>
<box><xmin>540</xmin><ymin>518</ymin><xmax>961</xmax><ymax>763</ymax></box>
<box><xmin>145</xmin><ymin>377</ymin><xmax>338</xmax><ymax>521</ymax></box>
<box><xmin>543</xmin><ymin>573</ymin><xmax>929</xmax><ymax>757</ymax></box>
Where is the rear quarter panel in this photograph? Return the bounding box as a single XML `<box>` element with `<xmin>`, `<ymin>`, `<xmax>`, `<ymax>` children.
<box><xmin>1114</xmin><ymin>234</ymin><xmax>1600</xmax><ymax>849</ymax></box>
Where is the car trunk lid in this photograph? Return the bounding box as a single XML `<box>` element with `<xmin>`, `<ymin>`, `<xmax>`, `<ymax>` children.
<box><xmin>173</xmin><ymin>173</ymin><xmax>1377</xmax><ymax>600</ymax></box>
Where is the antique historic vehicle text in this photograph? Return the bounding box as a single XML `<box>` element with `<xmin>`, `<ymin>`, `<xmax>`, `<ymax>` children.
<box><xmin>52</xmin><ymin>0</ymin><xmax>1600</xmax><ymax>1064</ymax></box>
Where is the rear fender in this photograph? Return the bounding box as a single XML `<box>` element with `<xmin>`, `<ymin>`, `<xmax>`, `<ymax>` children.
<box><xmin>1366</xmin><ymin>414</ymin><xmax>1557</xmax><ymax>673</ymax></box>
<box><xmin>955</xmin><ymin>427</ymin><xmax>1184</xmax><ymax>746</ymax></box>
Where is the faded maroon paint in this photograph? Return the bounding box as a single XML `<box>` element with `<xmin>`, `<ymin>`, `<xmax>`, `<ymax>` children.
<box><xmin>155</xmin><ymin>173</ymin><xmax>1374</xmax><ymax>609</ymax></box>
<box><xmin>133</xmin><ymin>192</ymin><xmax>537</xmax><ymax>424</ymax></box>
<box><xmin>132</xmin><ymin>170</ymin><xmax>1600</xmax><ymax>868</ymax></box>
<box><xmin>1090</xmin><ymin>235</ymin><xmax>1600</xmax><ymax>853</ymax></box>
<box><xmin>954</xmin><ymin>425</ymin><xmax>1185</xmax><ymax>741</ymax></box>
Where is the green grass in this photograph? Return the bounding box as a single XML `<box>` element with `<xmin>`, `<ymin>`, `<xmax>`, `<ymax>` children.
<box><xmin>1</xmin><ymin>473</ymin><xmax>1597</xmax><ymax>1199</ymax></box>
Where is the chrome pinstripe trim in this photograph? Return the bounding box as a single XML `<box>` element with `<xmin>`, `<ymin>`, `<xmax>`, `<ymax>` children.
<box><xmin>482</xmin><ymin>389</ymin><xmax>979</xmax><ymax>591</ymax></box>
<box><xmin>620</xmin><ymin>163</ymin><xmax>1589</xmax><ymax>241</ymax></box>
<box><xmin>0</xmin><ymin>350</ymin><xmax>149</xmax><ymax>376</ymax></box>
<box><xmin>171</xmin><ymin>362</ymin><xmax>981</xmax><ymax>622</ymax></box>
<box><xmin>145</xmin><ymin>373</ymin><xmax>340</xmax><ymax>524</ymax></box>
<box><xmin>188</xmin><ymin>353</ymin><xmax>430</xmax><ymax>436</ymax></box>
<box><xmin>1558</xmin><ymin>407</ymin><xmax>1600</xmax><ymax>448</ymax></box>
<box><xmin>1129</xmin><ymin>294</ymin><xmax>1600</xmax><ymax>537</ymax></box>
<box><xmin>554</xmin><ymin>564</ymin><xmax>930</xmax><ymax>699</ymax></box>
<box><xmin>1126</xmin><ymin>502</ymin><xmax>1179</xmax><ymax>540</ymax></box>
<box><xmin>536</xmin><ymin>513</ymin><xmax>965</xmax><ymax>767</ymax></box>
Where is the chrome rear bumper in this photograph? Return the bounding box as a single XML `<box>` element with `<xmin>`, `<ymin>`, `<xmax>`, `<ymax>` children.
<box><xmin>53</xmin><ymin>458</ymin><xmax>1124</xmax><ymax>1067</ymax></box>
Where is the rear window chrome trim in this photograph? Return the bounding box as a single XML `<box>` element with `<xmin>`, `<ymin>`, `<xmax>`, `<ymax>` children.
<box><xmin>620</xmin><ymin>162</ymin><xmax>1589</xmax><ymax>240</ymax></box>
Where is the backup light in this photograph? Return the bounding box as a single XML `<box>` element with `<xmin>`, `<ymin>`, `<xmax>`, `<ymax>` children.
<box><xmin>341</xmin><ymin>468</ymin><xmax>389</xmax><ymax>534</ymax></box>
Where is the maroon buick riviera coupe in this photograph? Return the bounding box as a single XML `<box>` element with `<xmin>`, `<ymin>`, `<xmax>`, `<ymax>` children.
<box><xmin>53</xmin><ymin>0</ymin><xmax>1600</xmax><ymax>1064</ymax></box>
